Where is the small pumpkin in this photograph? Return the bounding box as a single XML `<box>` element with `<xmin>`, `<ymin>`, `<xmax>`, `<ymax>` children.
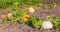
<box><xmin>28</xmin><ymin>7</ymin><xmax>35</xmax><ymax>13</ymax></box>
<box><xmin>42</xmin><ymin>21</ymin><xmax>53</xmax><ymax>29</ymax></box>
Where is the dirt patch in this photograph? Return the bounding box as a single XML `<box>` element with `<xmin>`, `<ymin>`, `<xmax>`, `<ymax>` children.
<box><xmin>31</xmin><ymin>4</ymin><xmax>60</xmax><ymax>20</ymax></box>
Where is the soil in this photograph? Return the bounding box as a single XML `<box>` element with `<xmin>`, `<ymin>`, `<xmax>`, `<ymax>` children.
<box><xmin>0</xmin><ymin>0</ymin><xmax>60</xmax><ymax>32</ymax></box>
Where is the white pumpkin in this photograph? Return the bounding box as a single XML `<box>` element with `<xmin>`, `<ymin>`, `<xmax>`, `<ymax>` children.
<box><xmin>42</xmin><ymin>21</ymin><xmax>53</xmax><ymax>29</ymax></box>
<box><xmin>28</xmin><ymin>7</ymin><xmax>35</xmax><ymax>13</ymax></box>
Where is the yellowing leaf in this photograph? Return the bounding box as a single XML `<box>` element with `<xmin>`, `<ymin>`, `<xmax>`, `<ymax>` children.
<box><xmin>13</xmin><ymin>2</ymin><xmax>19</xmax><ymax>7</ymax></box>
<box><xmin>22</xmin><ymin>15</ymin><xmax>30</xmax><ymax>23</ymax></box>
<box><xmin>1</xmin><ymin>15</ymin><xmax>6</xmax><ymax>19</ymax></box>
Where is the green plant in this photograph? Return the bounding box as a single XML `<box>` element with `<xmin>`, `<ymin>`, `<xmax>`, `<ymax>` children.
<box><xmin>1</xmin><ymin>17</ymin><xmax>7</xmax><ymax>25</ymax></box>
<box><xmin>9</xmin><ymin>9</ymin><xmax>28</xmax><ymax>23</ymax></box>
<box><xmin>0</xmin><ymin>0</ymin><xmax>14</xmax><ymax>8</ymax></box>
<box><xmin>31</xmin><ymin>17</ymin><xmax>43</xmax><ymax>28</ymax></box>
<box><xmin>52</xmin><ymin>16</ymin><xmax>60</xmax><ymax>31</ymax></box>
<box><xmin>46</xmin><ymin>16</ymin><xmax>60</xmax><ymax>31</ymax></box>
<box><xmin>0</xmin><ymin>0</ymin><xmax>44</xmax><ymax>8</ymax></box>
<box><xmin>43</xmin><ymin>2</ymin><xmax>56</xmax><ymax>9</ymax></box>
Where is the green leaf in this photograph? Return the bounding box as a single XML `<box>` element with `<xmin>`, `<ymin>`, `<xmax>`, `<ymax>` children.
<box><xmin>32</xmin><ymin>17</ymin><xmax>43</xmax><ymax>28</ymax></box>
<box><xmin>1</xmin><ymin>17</ymin><xmax>7</xmax><ymax>24</ymax></box>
